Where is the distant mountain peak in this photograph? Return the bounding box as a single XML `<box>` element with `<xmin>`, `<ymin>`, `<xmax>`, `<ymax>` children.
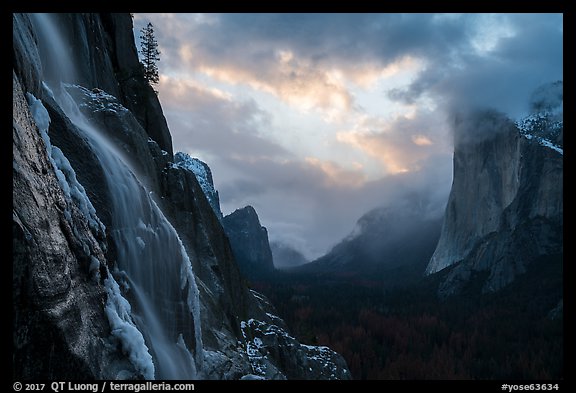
<box><xmin>223</xmin><ymin>205</ymin><xmax>275</xmax><ymax>279</ymax></box>
<box><xmin>292</xmin><ymin>197</ymin><xmax>443</xmax><ymax>289</ymax></box>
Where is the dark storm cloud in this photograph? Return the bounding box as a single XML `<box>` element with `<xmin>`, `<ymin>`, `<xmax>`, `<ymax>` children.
<box><xmin>388</xmin><ymin>13</ymin><xmax>563</xmax><ymax>118</ymax></box>
<box><xmin>182</xmin><ymin>13</ymin><xmax>470</xmax><ymax>69</ymax></box>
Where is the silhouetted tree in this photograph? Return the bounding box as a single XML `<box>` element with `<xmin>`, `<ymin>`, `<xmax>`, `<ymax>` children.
<box><xmin>139</xmin><ymin>22</ymin><xmax>160</xmax><ymax>91</ymax></box>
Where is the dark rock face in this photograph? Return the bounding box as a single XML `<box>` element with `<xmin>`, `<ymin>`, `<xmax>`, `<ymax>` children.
<box><xmin>99</xmin><ymin>13</ymin><xmax>173</xmax><ymax>156</ymax></box>
<box><xmin>29</xmin><ymin>13</ymin><xmax>173</xmax><ymax>156</ymax></box>
<box><xmin>13</xmin><ymin>14</ymin><xmax>43</xmax><ymax>97</ymax></box>
<box><xmin>426</xmin><ymin>110</ymin><xmax>563</xmax><ymax>296</ymax></box>
<box><xmin>56</xmin><ymin>14</ymin><xmax>120</xmax><ymax>97</ymax></box>
<box><xmin>222</xmin><ymin>206</ymin><xmax>275</xmax><ymax>280</ymax></box>
<box><xmin>160</xmin><ymin>164</ymin><xmax>253</xmax><ymax>339</ymax></box>
<box><xmin>13</xmin><ymin>73</ymin><xmax>135</xmax><ymax>379</ymax></box>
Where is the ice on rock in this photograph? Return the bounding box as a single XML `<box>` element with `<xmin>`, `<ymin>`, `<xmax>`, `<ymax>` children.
<box><xmin>26</xmin><ymin>92</ymin><xmax>50</xmax><ymax>134</ymax></box>
<box><xmin>26</xmin><ymin>92</ymin><xmax>106</xmax><ymax>237</ymax></box>
<box><xmin>103</xmin><ymin>271</ymin><xmax>155</xmax><ymax>379</ymax></box>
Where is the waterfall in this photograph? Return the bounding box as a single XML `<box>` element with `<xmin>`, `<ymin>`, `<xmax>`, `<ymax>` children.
<box><xmin>29</xmin><ymin>13</ymin><xmax>203</xmax><ymax>379</ymax></box>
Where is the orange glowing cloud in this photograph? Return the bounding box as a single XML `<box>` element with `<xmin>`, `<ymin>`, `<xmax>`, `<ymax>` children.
<box><xmin>197</xmin><ymin>59</ymin><xmax>353</xmax><ymax>120</ymax></box>
<box><xmin>336</xmin><ymin>112</ymin><xmax>443</xmax><ymax>175</ymax></box>
<box><xmin>337</xmin><ymin>132</ymin><xmax>411</xmax><ymax>175</ymax></box>
<box><xmin>186</xmin><ymin>50</ymin><xmax>422</xmax><ymax>124</ymax></box>
<box><xmin>304</xmin><ymin>157</ymin><xmax>367</xmax><ymax>188</ymax></box>
<box><xmin>157</xmin><ymin>74</ymin><xmax>233</xmax><ymax>111</ymax></box>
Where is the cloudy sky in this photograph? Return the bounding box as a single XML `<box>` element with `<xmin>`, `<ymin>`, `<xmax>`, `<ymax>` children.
<box><xmin>133</xmin><ymin>13</ymin><xmax>562</xmax><ymax>260</ymax></box>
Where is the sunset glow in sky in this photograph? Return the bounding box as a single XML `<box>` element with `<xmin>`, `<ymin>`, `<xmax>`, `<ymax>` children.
<box><xmin>133</xmin><ymin>13</ymin><xmax>562</xmax><ymax>259</ymax></box>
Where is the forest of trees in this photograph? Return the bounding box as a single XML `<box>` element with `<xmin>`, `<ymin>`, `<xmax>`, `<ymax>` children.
<box><xmin>253</xmin><ymin>254</ymin><xmax>563</xmax><ymax>380</ymax></box>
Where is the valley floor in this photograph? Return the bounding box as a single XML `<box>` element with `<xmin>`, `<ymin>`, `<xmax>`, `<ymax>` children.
<box><xmin>253</xmin><ymin>254</ymin><xmax>563</xmax><ymax>380</ymax></box>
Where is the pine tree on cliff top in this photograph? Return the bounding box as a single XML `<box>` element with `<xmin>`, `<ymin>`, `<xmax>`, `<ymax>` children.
<box><xmin>139</xmin><ymin>22</ymin><xmax>160</xmax><ymax>92</ymax></box>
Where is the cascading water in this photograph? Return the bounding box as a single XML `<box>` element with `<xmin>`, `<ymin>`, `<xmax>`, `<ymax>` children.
<box><xmin>29</xmin><ymin>13</ymin><xmax>203</xmax><ymax>379</ymax></box>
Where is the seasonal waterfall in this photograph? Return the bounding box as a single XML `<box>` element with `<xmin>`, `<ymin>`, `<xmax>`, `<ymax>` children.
<box><xmin>29</xmin><ymin>13</ymin><xmax>203</xmax><ymax>379</ymax></box>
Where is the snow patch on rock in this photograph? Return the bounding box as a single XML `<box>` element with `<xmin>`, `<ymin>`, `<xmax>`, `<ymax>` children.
<box><xmin>173</xmin><ymin>152</ymin><xmax>222</xmax><ymax>219</ymax></box>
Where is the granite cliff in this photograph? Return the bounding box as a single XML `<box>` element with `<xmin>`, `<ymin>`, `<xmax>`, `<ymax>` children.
<box><xmin>426</xmin><ymin>107</ymin><xmax>563</xmax><ymax>297</ymax></box>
